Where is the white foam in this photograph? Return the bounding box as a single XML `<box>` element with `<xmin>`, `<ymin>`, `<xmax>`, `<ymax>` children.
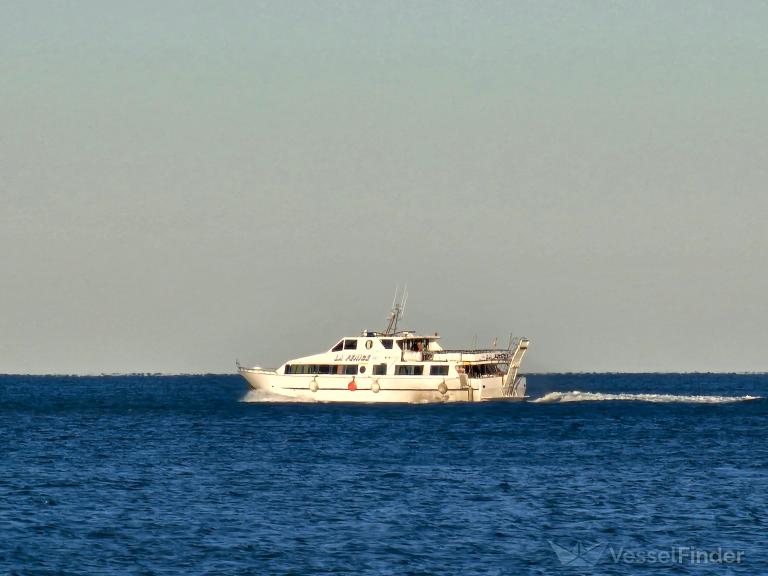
<box><xmin>240</xmin><ymin>390</ymin><xmax>316</xmax><ymax>403</ymax></box>
<box><xmin>532</xmin><ymin>391</ymin><xmax>762</xmax><ymax>404</ymax></box>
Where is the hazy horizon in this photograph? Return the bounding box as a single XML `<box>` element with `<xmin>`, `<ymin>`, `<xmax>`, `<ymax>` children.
<box><xmin>3</xmin><ymin>2</ymin><xmax>767</xmax><ymax>374</ymax></box>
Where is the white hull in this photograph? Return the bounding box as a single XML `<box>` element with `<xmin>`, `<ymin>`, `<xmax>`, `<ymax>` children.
<box><xmin>240</xmin><ymin>368</ymin><xmax>527</xmax><ymax>403</ymax></box>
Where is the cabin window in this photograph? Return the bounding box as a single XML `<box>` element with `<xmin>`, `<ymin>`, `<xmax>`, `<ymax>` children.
<box><xmin>285</xmin><ymin>363</ymin><xmax>371</xmax><ymax>376</ymax></box>
<box><xmin>430</xmin><ymin>365</ymin><xmax>449</xmax><ymax>376</ymax></box>
<box><xmin>373</xmin><ymin>364</ymin><xmax>387</xmax><ymax>376</ymax></box>
<box><xmin>395</xmin><ymin>365</ymin><xmax>424</xmax><ymax>376</ymax></box>
<box><xmin>343</xmin><ymin>339</ymin><xmax>357</xmax><ymax>350</ymax></box>
<box><xmin>332</xmin><ymin>341</ymin><xmax>343</xmax><ymax>352</ymax></box>
<box><xmin>381</xmin><ymin>339</ymin><xmax>393</xmax><ymax>349</ymax></box>
<box><xmin>365</xmin><ymin>340</ymin><xmax>373</xmax><ymax>349</ymax></box>
<box><xmin>467</xmin><ymin>364</ymin><xmax>502</xmax><ymax>378</ymax></box>
<box><xmin>403</xmin><ymin>339</ymin><xmax>426</xmax><ymax>352</ymax></box>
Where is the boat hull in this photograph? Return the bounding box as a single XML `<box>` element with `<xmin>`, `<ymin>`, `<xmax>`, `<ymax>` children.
<box><xmin>239</xmin><ymin>369</ymin><xmax>526</xmax><ymax>403</ymax></box>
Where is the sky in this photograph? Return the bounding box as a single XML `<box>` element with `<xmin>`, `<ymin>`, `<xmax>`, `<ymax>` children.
<box><xmin>2</xmin><ymin>1</ymin><xmax>767</xmax><ymax>374</ymax></box>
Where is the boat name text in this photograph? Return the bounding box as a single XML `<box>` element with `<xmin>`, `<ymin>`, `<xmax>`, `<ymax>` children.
<box><xmin>334</xmin><ymin>354</ymin><xmax>372</xmax><ymax>362</ymax></box>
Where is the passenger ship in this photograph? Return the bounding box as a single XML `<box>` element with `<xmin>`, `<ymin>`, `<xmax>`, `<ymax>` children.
<box><xmin>238</xmin><ymin>296</ymin><xmax>529</xmax><ymax>403</ymax></box>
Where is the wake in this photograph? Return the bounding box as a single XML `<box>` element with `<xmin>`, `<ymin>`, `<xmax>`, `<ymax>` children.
<box><xmin>240</xmin><ymin>390</ymin><xmax>316</xmax><ymax>403</ymax></box>
<box><xmin>532</xmin><ymin>391</ymin><xmax>762</xmax><ymax>404</ymax></box>
<box><xmin>239</xmin><ymin>389</ymin><xmax>761</xmax><ymax>405</ymax></box>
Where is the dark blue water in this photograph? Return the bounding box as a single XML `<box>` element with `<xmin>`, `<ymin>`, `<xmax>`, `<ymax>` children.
<box><xmin>1</xmin><ymin>374</ymin><xmax>766</xmax><ymax>575</ymax></box>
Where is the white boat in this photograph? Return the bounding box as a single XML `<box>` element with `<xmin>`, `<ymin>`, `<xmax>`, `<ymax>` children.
<box><xmin>238</xmin><ymin>294</ymin><xmax>529</xmax><ymax>403</ymax></box>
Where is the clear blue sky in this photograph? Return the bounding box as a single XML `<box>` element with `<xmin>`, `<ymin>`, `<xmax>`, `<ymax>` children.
<box><xmin>2</xmin><ymin>1</ymin><xmax>767</xmax><ymax>373</ymax></box>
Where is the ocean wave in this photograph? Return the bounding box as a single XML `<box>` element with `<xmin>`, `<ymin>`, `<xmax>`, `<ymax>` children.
<box><xmin>532</xmin><ymin>391</ymin><xmax>762</xmax><ymax>404</ymax></box>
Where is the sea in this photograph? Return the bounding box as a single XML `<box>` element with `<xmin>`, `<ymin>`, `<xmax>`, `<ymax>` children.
<box><xmin>1</xmin><ymin>373</ymin><xmax>766</xmax><ymax>575</ymax></box>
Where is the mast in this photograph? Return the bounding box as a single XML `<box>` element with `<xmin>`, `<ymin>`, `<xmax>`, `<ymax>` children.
<box><xmin>383</xmin><ymin>285</ymin><xmax>407</xmax><ymax>335</ymax></box>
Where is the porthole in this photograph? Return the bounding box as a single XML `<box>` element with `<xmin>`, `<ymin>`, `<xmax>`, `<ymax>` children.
<box><xmin>359</xmin><ymin>366</ymin><xmax>367</xmax><ymax>374</ymax></box>
<box><xmin>365</xmin><ymin>340</ymin><xmax>373</xmax><ymax>349</ymax></box>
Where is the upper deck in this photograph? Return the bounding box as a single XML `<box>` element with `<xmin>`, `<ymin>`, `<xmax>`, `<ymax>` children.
<box><xmin>285</xmin><ymin>331</ymin><xmax>525</xmax><ymax>366</ymax></box>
